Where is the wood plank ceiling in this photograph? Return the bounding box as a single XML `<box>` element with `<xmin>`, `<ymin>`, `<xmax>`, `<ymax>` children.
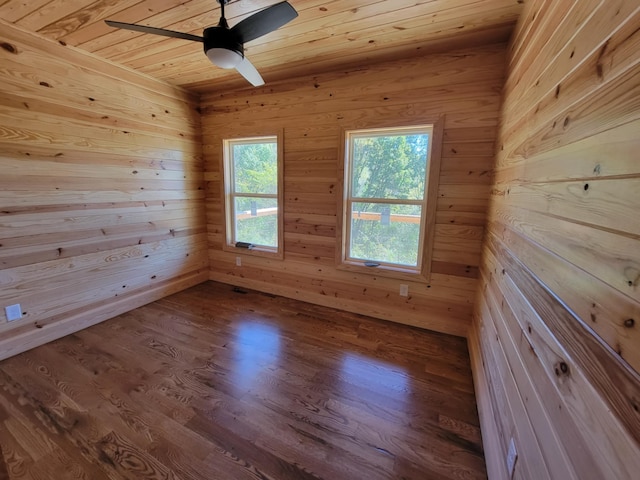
<box><xmin>0</xmin><ymin>0</ymin><xmax>524</xmax><ymax>93</ymax></box>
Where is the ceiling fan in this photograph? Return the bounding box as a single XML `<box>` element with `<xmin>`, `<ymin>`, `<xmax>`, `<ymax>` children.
<box><xmin>105</xmin><ymin>0</ymin><xmax>298</xmax><ymax>86</ymax></box>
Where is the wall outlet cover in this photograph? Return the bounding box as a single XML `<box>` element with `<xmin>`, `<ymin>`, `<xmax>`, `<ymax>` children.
<box><xmin>399</xmin><ymin>284</ymin><xmax>409</xmax><ymax>297</ymax></box>
<box><xmin>5</xmin><ymin>304</ymin><xmax>22</xmax><ymax>322</ymax></box>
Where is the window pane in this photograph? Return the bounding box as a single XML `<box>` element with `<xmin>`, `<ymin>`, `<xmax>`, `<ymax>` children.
<box><xmin>233</xmin><ymin>142</ymin><xmax>277</xmax><ymax>194</ymax></box>
<box><xmin>234</xmin><ymin>197</ymin><xmax>278</xmax><ymax>248</ymax></box>
<box><xmin>349</xmin><ymin>202</ymin><xmax>422</xmax><ymax>267</ymax></box>
<box><xmin>351</xmin><ymin>134</ymin><xmax>428</xmax><ymax>200</ymax></box>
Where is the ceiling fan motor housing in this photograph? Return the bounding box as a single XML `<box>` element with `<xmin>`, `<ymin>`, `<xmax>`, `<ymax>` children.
<box><xmin>203</xmin><ymin>26</ymin><xmax>244</xmax><ymax>68</ymax></box>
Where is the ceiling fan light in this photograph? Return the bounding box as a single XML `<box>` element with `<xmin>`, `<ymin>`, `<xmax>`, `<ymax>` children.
<box><xmin>206</xmin><ymin>48</ymin><xmax>242</xmax><ymax>69</ymax></box>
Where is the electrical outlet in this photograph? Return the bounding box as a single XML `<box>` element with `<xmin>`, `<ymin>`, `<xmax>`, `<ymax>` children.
<box><xmin>506</xmin><ymin>437</ymin><xmax>518</xmax><ymax>478</ymax></box>
<box><xmin>5</xmin><ymin>304</ymin><xmax>22</xmax><ymax>322</ymax></box>
<box><xmin>236</xmin><ymin>256</ymin><xmax>242</xmax><ymax>267</ymax></box>
<box><xmin>399</xmin><ymin>284</ymin><xmax>409</xmax><ymax>297</ymax></box>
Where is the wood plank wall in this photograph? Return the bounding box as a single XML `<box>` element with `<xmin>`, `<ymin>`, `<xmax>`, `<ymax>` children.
<box><xmin>469</xmin><ymin>1</ymin><xmax>640</xmax><ymax>478</ymax></box>
<box><xmin>0</xmin><ymin>19</ymin><xmax>208</xmax><ymax>360</ymax></box>
<box><xmin>202</xmin><ymin>44</ymin><xmax>506</xmax><ymax>337</ymax></box>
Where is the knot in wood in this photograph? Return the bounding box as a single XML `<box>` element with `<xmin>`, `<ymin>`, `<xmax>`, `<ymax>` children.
<box><xmin>624</xmin><ymin>267</ymin><xmax>640</xmax><ymax>287</ymax></box>
<box><xmin>555</xmin><ymin>361</ymin><xmax>570</xmax><ymax>377</ymax></box>
<box><xmin>1</xmin><ymin>42</ymin><xmax>17</xmax><ymax>54</ymax></box>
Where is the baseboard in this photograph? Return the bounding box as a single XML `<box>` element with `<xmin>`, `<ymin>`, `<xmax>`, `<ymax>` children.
<box><xmin>468</xmin><ymin>319</ymin><xmax>508</xmax><ymax>480</ymax></box>
<box><xmin>0</xmin><ymin>271</ymin><xmax>208</xmax><ymax>361</ymax></box>
<box><xmin>209</xmin><ymin>271</ymin><xmax>469</xmax><ymax>338</ymax></box>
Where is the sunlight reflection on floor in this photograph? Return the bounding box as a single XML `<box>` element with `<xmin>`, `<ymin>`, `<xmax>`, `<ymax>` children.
<box><xmin>341</xmin><ymin>353</ymin><xmax>411</xmax><ymax>399</ymax></box>
<box><xmin>232</xmin><ymin>321</ymin><xmax>281</xmax><ymax>393</ymax></box>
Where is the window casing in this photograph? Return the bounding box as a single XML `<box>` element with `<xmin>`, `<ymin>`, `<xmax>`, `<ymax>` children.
<box><xmin>338</xmin><ymin>121</ymin><xmax>443</xmax><ymax>281</ymax></box>
<box><xmin>222</xmin><ymin>133</ymin><xmax>283</xmax><ymax>258</ymax></box>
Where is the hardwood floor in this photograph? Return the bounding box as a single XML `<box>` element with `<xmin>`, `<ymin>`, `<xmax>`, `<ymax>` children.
<box><xmin>0</xmin><ymin>281</ymin><xmax>486</xmax><ymax>480</ymax></box>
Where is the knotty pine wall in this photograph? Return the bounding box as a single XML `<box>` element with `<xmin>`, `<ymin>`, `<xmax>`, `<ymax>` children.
<box><xmin>470</xmin><ymin>1</ymin><xmax>640</xmax><ymax>479</ymax></box>
<box><xmin>0</xmin><ymin>20</ymin><xmax>208</xmax><ymax>360</ymax></box>
<box><xmin>202</xmin><ymin>44</ymin><xmax>506</xmax><ymax>337</ymax></box>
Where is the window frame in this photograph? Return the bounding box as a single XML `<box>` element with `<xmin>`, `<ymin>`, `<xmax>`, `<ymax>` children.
<box><xmin>336</xmin><ymin>119</ymin><xmax>444</xmax><ymax>282</ymax></box>
<box><xmin>221</xmin><ymin>130</ymin><xmax>284</xmax><ymax>259</ymax></box>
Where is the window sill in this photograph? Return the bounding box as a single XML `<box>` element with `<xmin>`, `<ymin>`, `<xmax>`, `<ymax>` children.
<box><xmin>223</xmin><ymin>244</ymin><xmax>283</xmax><ymax>260</ymax></box>
<box><xmin>337</xmin><ymin>261</ymin><xmax>431</xmax><ymax>283</ymax></box>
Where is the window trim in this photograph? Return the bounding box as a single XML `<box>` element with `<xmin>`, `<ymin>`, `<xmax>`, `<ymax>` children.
<box><xmin>220</xmin><ymin>130</ymin><xmax>284</xmax><ymax>259</ymax></box>
<box><xmin>336</xmin><ymin>118</ymin><xmax>444</xmax><ymax>282</ymax></box>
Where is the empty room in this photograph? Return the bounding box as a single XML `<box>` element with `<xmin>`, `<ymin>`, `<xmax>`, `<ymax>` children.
<box><xmin>0</xmin><ymin>0</ymin><xmax>638</xmax><ymax>478</ymax></box>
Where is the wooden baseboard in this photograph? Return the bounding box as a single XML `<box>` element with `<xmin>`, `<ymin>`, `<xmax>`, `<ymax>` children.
<box><xmin>468</xmin><ymin>319</ymin><xmax>508</xmax><ymax>480</ymax></box>
<box><xmin>209</xmin><ymin>271</ymin><xmax>469</xmax><ymax>337</ymax></box>
<box><xmin>0</xmin><ymin>271</ymin><xmax>208</xmax><ymax>361</ymax></box>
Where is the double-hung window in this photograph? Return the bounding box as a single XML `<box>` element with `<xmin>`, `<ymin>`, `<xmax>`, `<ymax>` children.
<box><xmin>222</xmin><ymin>133</ymin><xmax>283</xmax><ymax>257</ymax></box>
<box><xmin>339</xmin><ymin>123</ymin><xmax>442</xmax><ymax>281</ymax></box>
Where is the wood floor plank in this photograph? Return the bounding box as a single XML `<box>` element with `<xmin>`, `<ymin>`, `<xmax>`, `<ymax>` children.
<box><xmin>0</xmin><ymin>281</ymin><xmax>486</xmax><ymax>479</ymax></box>
<box><xmin>0</xmin><ymin>441</ymin><xmax>8</xmax><ymax>480</ymax></box>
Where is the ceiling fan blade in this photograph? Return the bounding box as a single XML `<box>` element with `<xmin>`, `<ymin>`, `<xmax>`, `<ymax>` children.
<box><xmin>231</xmin><ymin>1</ymin><xmax>298</xmax><ymax>44</ymax></box>
<box><xmin>235</xmin><ymin>57</ymin><xmax>265</xmax><ymax>87</ymax></box>
<box><xmin>105</xmin><ymin>20</ymin><xmax>203</xmax><ymax>43</ymax></box>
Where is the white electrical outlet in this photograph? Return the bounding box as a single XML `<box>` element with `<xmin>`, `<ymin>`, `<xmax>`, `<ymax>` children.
<box><xmin>506</xmin><ymin>437</ymin><xmax>518</xmax><ymax>478</ymax></box>
<box><xmin>236</xmin><ymin>256</ymin><xmax>242</xmax><ymax>267</ymax></box>
<box><xmin>399</xmin><ymin>284</ymin><xmax>409</xmax><ymax>297</ymax></box>
<box><xmin>5</xmin><ymin>304</ymin><xmax>22</xmax><ymax>322</ymax></box>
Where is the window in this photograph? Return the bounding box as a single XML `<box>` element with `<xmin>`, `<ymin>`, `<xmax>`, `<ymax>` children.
<box><xmin>222</xmin><ymin>133</ymin><xmax>283</xmax><ymax>257</ymax></box>
<box><xmin>338</xmin><ymin>122</ymin><xmax>442</xmax><ymax>281</ymax></box>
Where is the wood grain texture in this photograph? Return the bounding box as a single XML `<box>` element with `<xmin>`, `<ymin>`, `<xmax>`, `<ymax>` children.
<box><xmin>0</xmin><ymin>0</ymin><xmax>523</xmax><ymax>92</ymax></box>
<box><xmin>0</xmin><ymin>20</ymin><xmax>208</xmax><ymax>358</ymax></box>
<box><xmin>470</xmin><ymin>1</ymin><xmax>640</xmax><ymax>479</ymax></box>
<box><xmin>202</xmin><ymin>44</ymin><xmax>506</xmax><ymax>337</ymax></box>
<box><xmin>0</xmin><ymin>281</ymin><xmax>487</xmax><ymax>480</ymax></box>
